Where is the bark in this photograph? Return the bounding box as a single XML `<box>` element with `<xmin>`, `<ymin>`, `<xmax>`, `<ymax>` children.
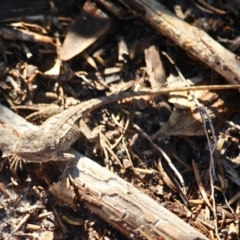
<box><xmin>0</xmin><ymin>103</ymin><xmax>207</xmax><ymax>239</ymax></box>
<box><xmin>118</xmin><ymin>0</ymin><xmax>240</xmax><ymax>85</ymax></box>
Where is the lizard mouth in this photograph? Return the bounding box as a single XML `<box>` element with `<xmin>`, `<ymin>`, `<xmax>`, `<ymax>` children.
<box><xmin>12</xmin><ymin>146</ymin><xmax>43</xmax><ymax>162</ymax></box>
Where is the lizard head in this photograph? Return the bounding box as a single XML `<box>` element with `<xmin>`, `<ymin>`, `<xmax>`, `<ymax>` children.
<box><xmin>13</xmin><ymin>130</ymin><xmax>53</xmax><ymax>162</ymax></box>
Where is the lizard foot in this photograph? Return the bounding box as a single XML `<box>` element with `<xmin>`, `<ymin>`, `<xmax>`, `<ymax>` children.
<box><xmin>9</xmin><ymin>154</ymin><xmax>24</xmax><ymax>177</ymax></box>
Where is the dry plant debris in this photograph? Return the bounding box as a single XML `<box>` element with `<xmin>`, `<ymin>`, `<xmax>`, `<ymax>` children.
<box><xmin>1</xmin><ymin>0</ymin><xmax>240</xmax><ymax>239</ymax></box>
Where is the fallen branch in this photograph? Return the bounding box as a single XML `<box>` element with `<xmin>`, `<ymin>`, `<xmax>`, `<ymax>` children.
<box><xmin>0</xmin><ymin>103</ymin><xmax>207</xmax><ymax>239</ymax></box>
<box><xmin>118</xmin><ymin>0</ymin><xmax>240</xmax><ymax>85</ymax></box>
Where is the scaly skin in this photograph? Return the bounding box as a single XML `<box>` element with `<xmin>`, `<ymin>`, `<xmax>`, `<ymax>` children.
<box><xmin>12</xmin><ymin>85</ymin><xmax>239</xmax><ymax>163</ymax></box>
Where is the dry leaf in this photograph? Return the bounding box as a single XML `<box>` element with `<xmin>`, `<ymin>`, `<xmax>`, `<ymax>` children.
<box><xmin>154</xmin><ymin>87</ymin><xmax>240</xmax><ymax>136</ymax></box>
<box><xmin>49</xmin><ymin>180</ymin><xmax>77</xmax><ymax>209</ymax></box>
<box><xmin>60</xmin><ymin>0</ymin><xmax>111</xmax><ymax>61</ymax></box>
<box><xmin>144</xmin><ymin>44</ymin><xmax>165</xmax><ymax>88</ymax></box>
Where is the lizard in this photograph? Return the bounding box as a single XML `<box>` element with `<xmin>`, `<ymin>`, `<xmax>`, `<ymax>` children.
<box><xmin>11</xmin><ymin>85</ymin><xmax>240</xmax><ymax>168</ymax></box>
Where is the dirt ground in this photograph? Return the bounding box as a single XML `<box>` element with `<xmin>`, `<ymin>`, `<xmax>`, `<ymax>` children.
<box><xmin>1</xmin><ymin>1</ymin><xmax>240</xmax><ymax>239</ymax></box>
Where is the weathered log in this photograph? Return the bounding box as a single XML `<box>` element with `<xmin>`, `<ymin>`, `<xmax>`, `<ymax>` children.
<box><xmin>118</xmin><ymin>0</ymin><xmax>240</xmax><ymax>85</ymax></box>
<box><xmin>0</xmin><ymin>104</ymin><xmax>207</xmax><ymax>240</ymax></box>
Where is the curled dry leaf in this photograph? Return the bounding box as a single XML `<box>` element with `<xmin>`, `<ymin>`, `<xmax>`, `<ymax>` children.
<box><xmin>144</xmin><ymin>44</ymin><xmax>166</xmax><ymax>88</ymax></box>
<box><xmin>49</xmin><ymin>181</ymin><xmax>77</xmax><ymax>209</ymax></box>
<box><xmin>60</xmin><ymin>0</ymin><xmax>111</xmax><ymax>61</ymax></box>
<box><xmin>154</xmin><ymin>87</ymin><xmax>240</xmax><ymax>136</ymax></box>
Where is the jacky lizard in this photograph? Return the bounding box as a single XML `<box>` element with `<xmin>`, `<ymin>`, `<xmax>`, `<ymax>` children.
<box><xmin>12</xmin><ymin>85</ymin><xmax>239</xmax><ymax>164</ymax></box>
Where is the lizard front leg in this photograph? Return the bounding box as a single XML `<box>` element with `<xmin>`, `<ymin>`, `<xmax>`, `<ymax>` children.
<box><xmin>53</xmin><ymin>123</ymin><xmax>82</xmax><ymax>161</ymax></box>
